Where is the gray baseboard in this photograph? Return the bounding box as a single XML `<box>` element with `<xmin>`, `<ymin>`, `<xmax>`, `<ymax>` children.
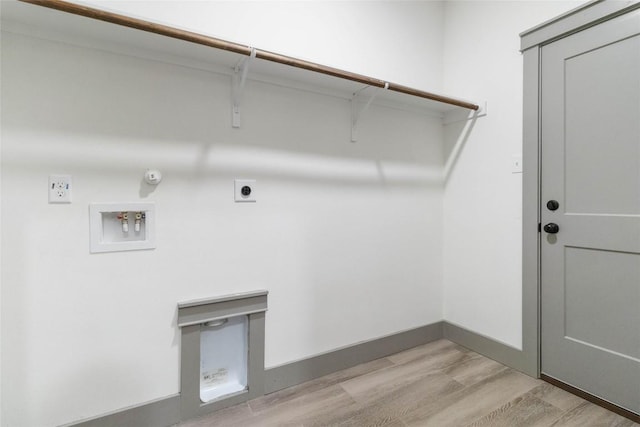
<box><xmin>68</xmin><ymin>320</ymin><xmax>530</xmax><ymax>427</ymax></box>
<box><xmin>443</xmin><ymin>321</ymin><xmax>531</xmax><ymax>375</ymax></box>
<box><xmin>264</xmin><ymin>321</ymin><xmax>444</xmax><ymax>393</ymax></box>
<box><xmin>67</xmin><ymin>322</ymin><xmax>443</xmax><ymax>427</ymax></box>
<box><xmin>67</xmin><ymin>394</ymin><xmax>180</xmax><ymax>427</ymax></box>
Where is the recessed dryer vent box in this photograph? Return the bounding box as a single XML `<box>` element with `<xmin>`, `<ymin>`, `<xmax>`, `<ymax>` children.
<box><xmin>177</xmin><ymin>290</ymin><xmax>268</xmax><ymax>419</ymax></box>
<box><xmin>89</xmin><ymin>202</ymin><xmax>156</xmax><ymax>253</ymax></box>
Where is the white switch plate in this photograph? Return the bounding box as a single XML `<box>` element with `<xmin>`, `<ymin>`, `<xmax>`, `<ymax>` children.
<box><xmin>49</xmin><ymin>174</ymin><xmax>72</xmax><ymax>203</ymax></box>
<box><xmin>512</xmin><ymin>155</ymin><xmax>523</xmax><ymax>174</ymax></box>
<box><xmin>235</xmin><ymin>179</ymin><xmax>256</xmax><ymax>202</ymax></box>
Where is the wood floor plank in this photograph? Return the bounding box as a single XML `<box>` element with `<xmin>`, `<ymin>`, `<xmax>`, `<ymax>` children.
<box><xmin>305</xmin><ymin>373</ymin><xmax>462</xmax><ymax>426</ymax></box>
<box><xmin>177</xmin><ymin>402</ymin><xmax>253</xmax><ymax>427</ymax></box>
<box><xmin>549</xmin><ymin>402</ymin><xmax>639</xmax><ymax>427</ymax></box>
<box><xmin>340</xmin><ymin>347</ymin><xmax>471</xmax><ymax>404</ymax></box>
<box><xmin>326</xmin><ymin>373</ymin><xmax>463</xmax><ymax>426</ymax></box>
<box><xmin>386</xmin><ymin>338</ymin><xmax>467</xmax><ymax>365</ymax></box>
<box><xmin>303</xmin><ymin>405</ymin><xmax>405</xmax><ymax>427</ymax></box>
<box><xmin>249</xmin><ymin>357</ymin><xmax>393</xmax><ymax>413</ymax></box>
<box><xmin>244</xmin><ymin>384</ymin><xmax>358</xmax><ymax>427</ymax></box>
<box><xmin>529</xmin><ymin>382</ymin><xmax>587</xmax><ymax>412</ymax></box>
<box><xmin>401</xmin><ymin>368</ymin><xmax>542</xmax><ymax>427</ymax></box>
<box><xmin>438</xmin><ymin>351</ymin><xmax>509</xmax><ymax>386</ymax></box>
<box><xmin>465</xmin><ymin>393</ymin><xmax>564</xmax><ymax>427</ymax></box>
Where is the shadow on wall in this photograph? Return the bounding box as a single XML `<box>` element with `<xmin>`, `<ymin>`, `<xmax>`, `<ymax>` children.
<box><xmin>443</xmin><ymin>112</ymin><xmax>479</xmax><ymax>183</ymax></box>
<box><xmin>0</xmin><ymin>31</ymin><xmax>456</xmax><ymax>190</ymax></box>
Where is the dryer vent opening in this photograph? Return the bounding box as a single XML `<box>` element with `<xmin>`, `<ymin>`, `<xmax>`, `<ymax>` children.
<box><xmin>200</xmin><ymin>315</ymin><xmax>248</xmax><ymax>403</ymax></box>
<box><xmin>178</xmin><ymin>291</ymin><xmax>267</xmax><ymax>419</ymax></box>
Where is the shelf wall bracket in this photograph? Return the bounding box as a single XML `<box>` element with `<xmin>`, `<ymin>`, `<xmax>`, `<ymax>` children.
<box><xmin>351</xmin><ymin>82</ymin><xmax>388</xmax><ymax>142</ymax></box>
<box><xmin>231</xmin><ymin>48</ymin><xmax>257</xmax><ymax>128</ymax></box>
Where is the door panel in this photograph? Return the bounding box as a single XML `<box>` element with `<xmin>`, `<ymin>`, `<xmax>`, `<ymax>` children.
<box><xmin>564</xmin><ymin>247</ymin><xmax>640</xmax><ymax>359</ymax></box>
<box><xmin>541</xmin><ymin>9</ymin><xmax>640</xmax><ymax>415</ymax></box>
<box><xmin>565</xmin><ymin>35</ymin><xmax>640</xmax><ymax>215</ymax></box>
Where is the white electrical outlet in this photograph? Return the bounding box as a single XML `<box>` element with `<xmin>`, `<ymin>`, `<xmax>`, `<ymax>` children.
<box><xmin>49</xmin><ymin>175</ymin><xmax>72</xmax><ymax>203</ymax></box>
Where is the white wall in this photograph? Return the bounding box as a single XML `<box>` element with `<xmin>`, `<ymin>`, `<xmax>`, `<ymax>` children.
<box><xmin>441</xmin><ymin>0</ymin><xmax>587</xmax><ymax>349</ymax></box>
<box><xmin>0</xmin><ymin>4</ymin><xmax>445</xmax><ymax>425</ymax></box>
<box><xmin>76</xmin><ymin>0</ymin><xmax>445</xmax><ymax>92</ymax></box>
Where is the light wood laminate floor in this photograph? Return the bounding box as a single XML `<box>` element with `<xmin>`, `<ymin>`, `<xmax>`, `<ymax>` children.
<box><xmin>179</xmin><ymin>339</ymin><xmax>639</xmax><ymax>427</ymax></box>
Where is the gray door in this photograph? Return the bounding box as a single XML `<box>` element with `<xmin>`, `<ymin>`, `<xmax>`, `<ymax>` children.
<box><xmin>540</xmin><ymin>9</ymin><xmax>640</xmax><ymax>415</ymax></box>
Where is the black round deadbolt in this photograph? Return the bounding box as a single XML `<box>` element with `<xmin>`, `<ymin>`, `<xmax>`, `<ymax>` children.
<box><xmin>544</xmin><ymin>223</ymin><xmax>560</xmax><ymax>234</ymax></box>
<box><xmin>241</xmin><ymin>186</ymin><xmax>252</xmax><ymax>196</ymax></box>
<box><xmin>546</xmin><ymin>200</ymin><xmax>560</xmax><ymax>211</ymax></box>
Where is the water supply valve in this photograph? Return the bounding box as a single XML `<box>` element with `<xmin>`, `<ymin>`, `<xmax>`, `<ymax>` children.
<box><xmin>117</xmin><ymin>212</ymin><xmax>129</xmax><ymax>233</ymax></box>
<box><xmin>134</xmin><ymin>212</ymin><xmax>145</xmax><ymax>232</ymax></box>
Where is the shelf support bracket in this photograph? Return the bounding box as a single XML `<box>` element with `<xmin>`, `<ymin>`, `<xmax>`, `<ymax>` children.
<box><xmin>351</xmin><ymin>82</ymin><xmax>388</xmax><ymax>142</ymax></box>
<box><xmin>231</xmin><ymin>48</ymin><xmax>256</xmax><ymax>128</ymax></box>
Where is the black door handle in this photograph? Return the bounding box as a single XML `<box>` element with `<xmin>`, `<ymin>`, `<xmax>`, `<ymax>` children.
<box><xmin>543</xmin><ymin>223</ymin><xmax>559</xmax><ymax>234</ymax></box>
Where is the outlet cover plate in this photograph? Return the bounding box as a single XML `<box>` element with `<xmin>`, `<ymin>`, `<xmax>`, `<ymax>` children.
<box><xmin>49</xmin><ymin>174</ymin><xmax>72</xmax><ymax>203</ymax></box>
<box><xmin>235</xmin><ymin>179</ymin><xmax>256</xmax><ymax>202</ymax></box>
